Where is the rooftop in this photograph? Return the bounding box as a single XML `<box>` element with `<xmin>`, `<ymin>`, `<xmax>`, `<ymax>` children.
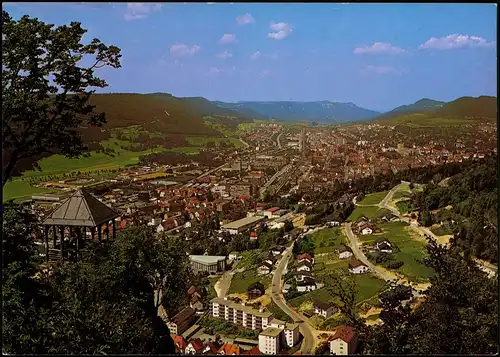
<box><xmin>222</xmin><ymin>216</ymin><xmax>265</xmax><ymax>230</ymax></box>
<box><xmin>260</xmin><ymin>327</ymin><xmax>283</xmax><ymax>338</ymax></box>
<box><xmin>41</xmin><ymin>189</ymin><xmax>119</xmax><ymax>227</ymax></box>
<box><xmin>189</xmin><ymin>255</ymin><xmax>226</xmax><ymax>265</ymax></box>
<box><xmin>211</xmin><ymin>297</ymin><xmax>273</xmax><ymax>318</ymax></box>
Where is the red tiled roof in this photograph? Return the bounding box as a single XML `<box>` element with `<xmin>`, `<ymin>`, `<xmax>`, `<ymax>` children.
<box><xmin>348</xmin><ymin>259</ymin><xmax>367</xmax><ymax>269</ymax></box>
<box><xmin>189</xmin><ymin>338</ymin><xmax>204</xmax><ymax>351</ymax></box>
<box><xmin>332</xmin><ymin>325</ymin><xmax>356</xmax><ymax>343</ymax></box>
<box><xmin>243</xmin><ymin>346</ymin><xmax>261</xmax><ymax>355</ymax></box>
<box><xmin>217</xmin><ymin>343</ymin><xmax>241</xmax><ymax>355</ymax></box>
<box><xmin>266</xmin><ymin>207</ymin><xmax>280</xmax><ymax>212</ymax></box>
<box><xmin>250</xmin><ymin>231</ymin><xmax>258</xmax><ymax>237</ymax></box>
<box><xmin>297</xmin><ymin>253</ymin><xmax>313</xmax><ymax>261</ymax></box>
<box><xmin>171</xmin><ymin>334</ymin><xmax>187</xmax><ymax>350</ymax></box>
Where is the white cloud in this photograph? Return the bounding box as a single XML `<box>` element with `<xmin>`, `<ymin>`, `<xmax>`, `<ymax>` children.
<box><xmin>208</xmin><ymin>67</ymin><xmax>221</xmax><ymax>75</ymax></box>
<box><xmin>361</xmin><ymin>65</ymin><xmax>407</xmax><ymax>76</ymax></box>
<box><xmin>419</xmin><ymin>34</ymin><xmax>496</xmax><ymax>50</ymax></box>
<box><xmin>259</xmin><ymin>70</ymin><xmax>270</xmax><ymax>78</ymax></box>
<box><xmin>267</xmin><ymin>22</ymin><xmax>293</xmax><ymax>40</ymax></box>
<box><xmin>124</xmin><ymin>3</ymin><xmax>163</xmax><ymax>21</ymax></box>
<box><xmin>365</xmin><ymin>65</ymin><xmax>395</xmax><ymax>74</ymax></box>
<box><xmin>250</xmin><ymin>51</ymin><xmax>261</xmax><ymax>60</ymax></box>
<box><xmin>217</xmin><ymin>50</ymin><xmax>233</xmax><ymax>59</ymax></box>
<box><xmin>236</xmin><ymin>13</ymin><xmax>255</xmax><ymax>25</ymax></box>
<box><xmin>354</xmin><ymin>42</ymin><xmax>406</xmax><ymax>55</ymax></box>
<box><xmin>170</xmin><ymin>44</ymin><xmax>200</xmax><ymax>57</ymax></box>
<box><xmin>220</xmin><ymin>34</ymin><xmax>237</xmax><ymax>44</ymax></box>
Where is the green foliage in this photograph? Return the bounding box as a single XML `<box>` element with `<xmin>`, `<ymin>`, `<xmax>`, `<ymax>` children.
<box><xmin>2</xmin><ymin>10</ymin><xmax>121</xmax><ymax>183</ymax></box>
<box><xmin>364</xmin><ymin>239</ymin><xmax>498</xmax><ymax>354</ymax></box>
<box><xmin>267</xmin><ymin>301</ymin><xmax>293</xmax><ymax>323</ymax></box>
<box><xmin>2</xmin><ymin>204</ymin><xmax>180</xmax><ymax>354</ymax></box>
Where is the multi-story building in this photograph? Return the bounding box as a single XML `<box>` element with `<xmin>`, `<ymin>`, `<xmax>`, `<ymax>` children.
<box><xmin>211</xmin><ymin>297</ymin><xmax>273</xmax><ymax>330</ymax></box>
<box><xmin>330</xmin><ymin>325</ymin><xmax>358</xmax><ymax>355</ymax></box>
<box><xmin>268</xmin><ymin>320</ymin><xmax>300</xmax><ymax>348</ymax></box>
<box><xmin>258</xmin><ymin>327</ymin><xmax>282</xmax><ymax>355</ymax></box>
<box><xmin>166</xmin><ymin>307</ymin><xmax>197</xmax><ymax>335</ymax></box>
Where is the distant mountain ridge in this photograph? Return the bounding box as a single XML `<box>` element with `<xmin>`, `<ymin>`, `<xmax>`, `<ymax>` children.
<box><xmin>214</xmin><ymin>100</ymin><xmax>380</xmax><ymax>123</ymax></box>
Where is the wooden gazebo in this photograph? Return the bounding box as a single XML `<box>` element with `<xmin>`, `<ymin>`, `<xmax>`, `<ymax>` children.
<box><xmin>41</xmin><ymin>188</ymin><xmax>120</xmax><ymax>263</ymax></box>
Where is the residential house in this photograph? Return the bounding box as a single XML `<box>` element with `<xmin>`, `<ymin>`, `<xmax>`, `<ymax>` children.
<box><xmin>294</xmin><ymin>271</ymin><xmax>313</xmax><ymax>282</ymax></box>
<box><xmin>185</xmin><ymin>338</ymin><xmax>205</xmax><ymax>355</ymax></box>
<box><xmin>263</xmin><ymin>207</ymin><xmax>281</xmax><ymax>219</ymax></box>
<box><xmin>257</xmin><ymin>261</ymin><xmax>273</xmax><ymax>276</ymax></box>
<box><xmin>228</xmin><ymin>251</ymin><xmax>241</xmax><ymax>261</ymax></box>
<box><xmin>247</xmin><ymin>282</ymin><xmax>266</xmax><ymax>299</ymax></box>
<box><xmin>202</xmin><ymin>341</ymin><xmax>221</xmax><ymax>355</ymax></box>
<box><xmin>187</xmin><ymin>285</ymin><xmax>204</xmax><ymax>299</ymax></box>
<box><xmin>249</xmin><ymin>231</ymin><xmax>259</xmax><ymax>241</ymax></box>
<box><xmin>190</xmin><ymin>295</ymin><xmax>204</xmax><ymax>312</ymax></box>
<box><xmin>359</xmin><ymin>224</ymin><xmax>374</xmax><ymax>235</ymax></box>
<box><xmin>348</xmin><ymin>259</ymin><xmax>369</xmax><ymax>274</ymax></box>
<box><xmin>166</xmin><ymin>307</ymin><xmax>197</xmax><ymax>335</ymax></box>
<box><xmin>217</xmin><ymin>343</ymin><xmax>241</xmax><ymax>355</ymax></box>
<box><xmin>296</xmin><ymin>261</ymin><xmax>312</xmax><ymax>272</ymax></box>
<box><xmin>313</xmin><ymin>299</ymin><xmax>337</xmax><ymax>318</ymax></box>
<box><xmin>375</xmin><ymin>238</ymin><xmax>393</xmax><ymax>253</ymax></box>
<box><xmin>338</xmin><ymin>244</ymin><xmax>353</xmax><ymax>259</ymax></box>
<box><xmin>327</xmin><ymin>221</ymin><xmax>340</xmax><ymax>227</ymax></box>
<box><xmin>271</xmin><ymin>246</ymin><xmax>285</xmax><ymax>256</ymax></box>
<box><xmin>297</xmin><ymin>277</ymin><xmax>317</xmax><ymax>292</ymax></box>
<box><xmin>297</xmin><ymin>253</ymin><xmax>314</xmax><ymax>265</ymax></box>
<box><xmin>329</xmin><ymin>326</ymin><xmax>358</xmax><ymax>355</ymax></box>
<box><xmin>171</xmin><ymin>334</ymin><xmax>188</xmax><ymax>354</ymax></box>
<box><xmin>263</xmin><ymin>254</ymin><xmax>277</xmax><ymax>266</ymax></box>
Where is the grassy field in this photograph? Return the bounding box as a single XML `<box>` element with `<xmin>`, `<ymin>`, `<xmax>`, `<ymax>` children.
<box><xmin>393</xmin><ymin>185</ymin><xmax>411</xmax><ymax>200</ymax></box>
<box><xmin>370</xmin><ymin>222</ymin><xmax>434</xmax><ymax>282</ymax></box>
<box><xmin>288</xmin><ymin>274</ymin><xmax>386</xmax><ymax>308</ymax></box>
<box><xmin>310</xmin><ymin>228</ymin><xmax>344</xmax><ymax>254</ymax></box>
<box><xmin>430</xmin><ymin>225</ymin><xmax>453</xmax><ymax>236</ymax></box>
<box><xmin>348</xmin><ymin>206</ymin><xmax>383</xmax><ymax>221</ymax></box>
<box><xmin>267</xmin><ymin>300</ymin><xmax>293</xmax><ymax>322</ymax></box>
<box><xmin>396</xmin><ymin>200</ymin><xmax>411</xmax><ymax>215</ymax></box>
<box><xmin>3</xmin><ymin>138</ymin><xmax>166</xmax><ymax>201</ymax></box>
<box><xmin>3</xmin><ymin>180</ymin><xmax>56</xmax><ymax>202</ymax></box>
<box><xmin>186</xmin><ymin>136</ymin><xmax>243</xmax><ymax>148</ymax></box>
<box><xmin>228</xmin><ymin>270</ymin><xmax>271</xmax><ymax>294</ymax></box>
<box><xmin>357</xmin><ymin>191</ymin><xmax>389</xmax><ymax>205</ymax></box>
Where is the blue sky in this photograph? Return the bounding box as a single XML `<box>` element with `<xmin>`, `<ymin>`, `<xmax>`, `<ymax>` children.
<box><xmin>4</xmin><ymin>2</ymin><xmax>497</xmax><ymax>111</ymax></box>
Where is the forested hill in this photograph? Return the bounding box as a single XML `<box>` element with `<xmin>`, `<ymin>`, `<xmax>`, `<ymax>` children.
<box><xmin>376</xmin><ymin>95</ymin><xmax>497</xmax><ymax>124</ymax></box>
<box><xmin>410</xmin><ymin>154</ymin><xmax>498</xmax><ymax>263</ymax></box>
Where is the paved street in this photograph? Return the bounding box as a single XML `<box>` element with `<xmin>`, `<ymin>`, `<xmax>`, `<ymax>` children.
<box><xmin>271</xmin><ymin>244</ymin><xmax>316</xmax><ymax>354</ymax></box>
<box><xmin>215</xmin><ymin>260</ymin><xmax>240</xmax><ymax>298</ymax></box>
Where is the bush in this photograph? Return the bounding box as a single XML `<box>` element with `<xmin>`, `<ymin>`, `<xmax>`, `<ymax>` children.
<box><xmin>386</xmin><ymin>260</ymin><xmax>404</xmax><ymax>269</ymax></box>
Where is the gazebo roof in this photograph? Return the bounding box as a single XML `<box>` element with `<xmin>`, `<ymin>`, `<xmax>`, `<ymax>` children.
<box><xmin>41</xmin><ymin>189</ymin><xmax>119</xmax><ymax>227</ymax></box>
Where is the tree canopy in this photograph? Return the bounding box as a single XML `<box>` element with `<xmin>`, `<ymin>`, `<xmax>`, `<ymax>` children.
<box><xmin>2</xmin><ymin>203</ymin><xmax>181</xmax><ymax>354</ymax></box>
<box><xmin>2</xmin><ymin>10</ymin><xmax>121</xmax><ymax>184</ymax></box>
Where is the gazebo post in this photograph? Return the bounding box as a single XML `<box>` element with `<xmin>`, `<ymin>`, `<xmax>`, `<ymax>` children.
<box><xmin>98</xmin><ymin>225</ymin><xmax>102</xmax><ymax>242</ymax></box>
<box><xmin>52</xmin><ymin>225</ymin><xmax>57</xmax><ymax>247</ymax></box>
<box><xmin>91</xmin><ymin>227</ymin><xmax>95</xmax><ymax>240</ymax></box>
<box><xmin>60</xmin><ymin>226</ymin><xmax>65</xmax><ymax>261</ymax></box>
<box><xmin>112</xmin><ymin>219</ymin><xmax>116</xmax><ymax>240</ymax></box>
<box><xmin>76</xmin><ymin>227</ymin><xmax>80</xmax><ymax>262</ymax></box>
<box><xmin>106</xmin><ymin>222</ymin><xmax>110</xmax><ymax>240</ymax></box>
<box><xmin>44</xmin><ymin>226</ymin><xmax>49</xmax><ymax>263</ymax></box>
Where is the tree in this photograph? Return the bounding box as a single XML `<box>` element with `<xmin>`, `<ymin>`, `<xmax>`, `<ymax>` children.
<box><xmin>283</xmin><ymin>219</ymin><xmax>294</xmax><ymax>233</ymax></box>
<box><xmin>2</xmin><ymin>205</ymin><xmax>177</xmax><ymax>354</ymax></box>
<box><xmin>2</xmin><ymin>11</ymin><xmax>121</xmax><ymax>185</ymax></box>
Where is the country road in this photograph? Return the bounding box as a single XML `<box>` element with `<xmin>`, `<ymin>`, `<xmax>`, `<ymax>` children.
<box><xmin>214</xmin><ymin>260</ymin><xmax>240</xmax><ymax>298</ymax></box>
<box><xmin>271</xmin><ymin>244</ymin><xmax>316</xmax><ymax>354</ymax></box>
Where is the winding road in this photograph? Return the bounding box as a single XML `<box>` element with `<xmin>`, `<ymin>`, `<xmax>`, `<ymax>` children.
<box><xmin>271</xmin><ymin>244</ymin><xmax>316</xmax><ymax>354</ymax></box>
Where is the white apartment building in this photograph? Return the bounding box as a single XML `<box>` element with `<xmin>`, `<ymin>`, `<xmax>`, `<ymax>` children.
<box><xmin>258</xmin><ymin>327</ymin><xmax>282</xmax><ymax>355</ymax></box>
<box><xmin>268</xmin><ymin>320</ymin><xmax>300</xmax><ymax>348</ymax></box>
<box><xmin>211</xmin><ymin>297</ymin><xmax>273</xmax><ymax>330</ymax></box>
